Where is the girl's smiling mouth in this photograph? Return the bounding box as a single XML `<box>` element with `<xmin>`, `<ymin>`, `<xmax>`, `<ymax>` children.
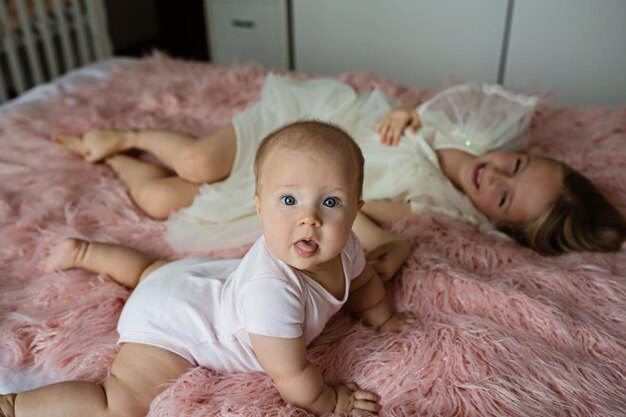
<box><xmin>472</xmin><ymin>163</ymin><xmax>486</xmax><ymax>190</ymax></box>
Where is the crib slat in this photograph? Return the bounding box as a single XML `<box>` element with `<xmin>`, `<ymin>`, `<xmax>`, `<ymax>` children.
<box><xmin>85</xmin><ymin>0</ymin><xmax>112</xmax><ymax>60</ymax></box>
<box><xmin>16</xmin><ymin>0</ymin><xmax>45</xmax><ymax>84</ymax></box>
<box><xmin>0</xmin><ymin>3</ymin><xmax>9</xmax><ymax>101</ymax></box>
<box><xmin>0</xmin><ymin>66</ymin><xmax>9</xmax><ymax>102</ymax></box>
<box><xmin>0</xmin><ymin>0</ymin><xmax>112</xmax><ymax>103</ymax></box>
<box><xmin>51</xmin><ymin>0</ymin><xmax>76</xmax><ymax>70</ymax></box>
<box><xmin>34</xmin><ymin>0</ymin><xmax>60</xmax><ymax>79</ymax></box>
<box><xmin>0</xmin><ymin>0</ymin><xmax>27</xmax><ymax>93</ymax></box>
<box><xmin>69</xmin><ymin>0</ymin><xmax>90</xmax><ymax>64</ymax></box>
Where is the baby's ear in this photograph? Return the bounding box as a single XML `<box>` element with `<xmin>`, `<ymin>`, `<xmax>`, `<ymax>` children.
<box><xmin>254</xmin><ymin>195</ymin><xmax>261</xmax><ymax>216</ymax></box>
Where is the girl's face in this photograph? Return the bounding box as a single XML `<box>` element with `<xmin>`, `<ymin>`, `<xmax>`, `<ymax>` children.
<box><xmin>458</xmin><ymin>151</ymin><xmax>563</xmax><ymax>224</ymax></box>
<box><xmin>255</xmin><ymin>147</ymin><xmax>362</xmax><ymax>272</ymax></box>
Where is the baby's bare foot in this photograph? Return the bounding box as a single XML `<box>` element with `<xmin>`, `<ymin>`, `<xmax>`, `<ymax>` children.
<box><xmin>45</xmin><ymin>238</ymin><xmax>88</xmax><ymax>273</ymax></box>
<box><xmin>380</xmin><ymin>311</ymin><xmax>417</xmax><ymax>332</ymax></box>
<box><xmin>52</xmin><ymin>130</ymin><xmax>135</xmax><ymax>162</ymax></box>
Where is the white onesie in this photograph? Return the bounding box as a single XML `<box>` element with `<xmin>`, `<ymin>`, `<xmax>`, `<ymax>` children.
<box><xmin>117</xmin><ymin>232</ymin><xmax>366</xmax><ymax>373</ymax></box>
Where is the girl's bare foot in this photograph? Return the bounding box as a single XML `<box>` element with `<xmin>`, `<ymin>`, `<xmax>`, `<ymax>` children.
<box><xmin>45</xmin><ymin>238</ymin><xmax>88</xmax><ymax>273</ymax></box>
<box><xmin>52</xmin><ymin>133</ymin><xmax>87</xmax><ymax>157</ymax></box>
<box><xmin>52</xmin><ymin>130</ymin><xmax>136</xmax><ymax>162</ymax></box>
<box><xmin>103</xmin><ymin>154</ymin><xmax>128</xmax><ymax>175</ymax></box>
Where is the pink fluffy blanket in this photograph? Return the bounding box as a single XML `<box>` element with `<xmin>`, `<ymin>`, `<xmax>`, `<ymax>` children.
<box><xmin>0</xmin><ymin>54</ymin><xmax>625</xmax><ymax>416</ymax></box>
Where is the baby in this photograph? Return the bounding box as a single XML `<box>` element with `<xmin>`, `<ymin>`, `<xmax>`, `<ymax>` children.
<box><xmin>0</xmin><ymin>121</ymin><xmax>415</xmax><ymax>417</ymax></box>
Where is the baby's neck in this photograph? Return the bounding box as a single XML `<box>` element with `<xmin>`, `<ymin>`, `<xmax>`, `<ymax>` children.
<box><xmin>302</xmin><ymin>255</ymin><xmax>345</xmax><ymax>300</ymax></box>
<box><xmin>436</xmin><ymin>148</ymin><xmax>474</xmax><ymax>191</ymax></box>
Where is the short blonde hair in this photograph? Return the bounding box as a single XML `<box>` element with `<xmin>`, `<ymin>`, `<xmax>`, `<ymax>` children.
<box><xmin>498</xmin><ymin>160</ymin><xmax>626</xmax><ymax>255</ymax></box>
<box><xmin>254</xmin><ymin>120</ymin><xmax>364</xmax><ymax>198</ymax></box>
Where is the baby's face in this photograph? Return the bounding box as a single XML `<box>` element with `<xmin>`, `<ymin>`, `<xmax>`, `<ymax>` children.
<box><xmin>255</xmin><ymin>147</ymin><xmax>362</xmax><ymax>271</ymax></box>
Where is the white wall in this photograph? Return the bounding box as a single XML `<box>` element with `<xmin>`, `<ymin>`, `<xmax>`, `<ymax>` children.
<box><xmin>292</xmin><ymin>0</ymin><xmax>626</xmax><ymax>106</ymax></box>
<box><xmin>293</xmin><ymin>0</ymin><xmax>507</xmax><ymax>88</ymax></box>
<box><xmin>504</xmin><ymin>0</ymin><xmax>626</xmax><ymax>106</ymax></box>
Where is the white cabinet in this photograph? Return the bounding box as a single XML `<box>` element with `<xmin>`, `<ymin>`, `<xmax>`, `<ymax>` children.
<box><xmin>205</xmin><ymin>0</ymin><xmax>289</xmax><ymax>70</ymax></box>
<box><xmin>205</xmin><ymin>0</ymin><xmax>626</xmax><ymax>106</ymax></box>
<box><xmin>292</xmin><ymin>0</ymin><xmax>508</xmax><ymax>89</ymax></box>
<box><xmin>504</xmin><ymin>0</ymin><xmax>626</xmax><ymax>106</ymax></box>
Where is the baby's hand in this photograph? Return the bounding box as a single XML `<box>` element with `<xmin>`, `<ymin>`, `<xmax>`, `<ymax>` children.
<box><xmin>380</xmin><ymin>311</ymin><xmax>416</xmax><ymax>332</ymax></box>
<box><xmin>366</xmin><ymin>238</ymin><xmax>411</xmax><ymax>284</ymax></box>
<box><xmin>334</xmin><ymin>382</ymin><xmax>381</xmax><ymax>415</ymax></box>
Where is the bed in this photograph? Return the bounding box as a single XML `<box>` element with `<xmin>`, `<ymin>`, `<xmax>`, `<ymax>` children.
<box><xmin>0</xmin><ymin>54</ymin><xmax>625</xmax><ymax>416</ymax></box>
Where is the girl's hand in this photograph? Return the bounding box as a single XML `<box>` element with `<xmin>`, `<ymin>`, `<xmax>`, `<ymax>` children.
<box><xmin>334</xmin><ymin>383</ymin><xmax>382</xmax><ymax>415</ymax></box>
<box><xmin>380</xmin><ymin>311</ymin><xmax>417</xmax><ymax>332</ymax></box>
<box><xmin>376</xmin><ymin>106</ymin><xmax>421</xmax><ymax>146</ymax></box>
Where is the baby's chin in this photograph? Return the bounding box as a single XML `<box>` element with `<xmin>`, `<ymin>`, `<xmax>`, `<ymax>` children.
<box><xmin>288</xmin><ymin>250</ymin><xmax>341</xmax><ymax>272</ymax></box>
<box><xmin>286</xmin><ymin>255</ymin><xmax>325</xmax><ymax>271</ymax></box>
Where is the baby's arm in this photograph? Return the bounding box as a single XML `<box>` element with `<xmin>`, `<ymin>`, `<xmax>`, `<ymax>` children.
<box><xmin>348</xmin><ymin>263</ymin><xmax>415</xmax><ymax>331</ymax></box>
<box><xmin>250</xmin><ymin>333</ymin><xmax>381</xmax><ymax>415</ymax></box>
<box><xmin>353</xmin><ymin>212</ymin><xmax>411</xmax><ymax>283</ymax></box>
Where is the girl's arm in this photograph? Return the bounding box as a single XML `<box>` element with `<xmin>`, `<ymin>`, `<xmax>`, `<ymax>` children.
<box><xmin>348</xmin><ymin>263</ymin><xmax>415</xmax><ymax>331</ymax></box>
<box><xmin>249</xmin><ymin>333</ymin><xmax>381</xmax><ymax>415</ymax></box>
<box><xmin>360</xmin><ymin>200</ymin><xmax>418</xmax><ymax>225</ymax></box>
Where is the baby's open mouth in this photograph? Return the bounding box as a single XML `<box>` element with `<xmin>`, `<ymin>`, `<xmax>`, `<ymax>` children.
<box><xmin>294</xmin><ymin>239</ymin><xmax>319</xmax><ymax>258</ymax></box>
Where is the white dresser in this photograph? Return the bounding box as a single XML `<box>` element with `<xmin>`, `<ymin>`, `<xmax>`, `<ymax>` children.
<box><xmin>204</xmin><ymin>0</ymin><xmax>290</xmax><ymax>70</ymax></box>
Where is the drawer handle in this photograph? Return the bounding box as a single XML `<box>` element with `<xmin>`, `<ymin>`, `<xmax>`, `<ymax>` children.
<box><xmin>232</xmin><ymin>19</ymin><xmax>256</xmax><ymax>28</ymax></box>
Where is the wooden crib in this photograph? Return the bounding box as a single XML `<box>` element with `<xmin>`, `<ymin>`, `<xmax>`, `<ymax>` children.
<box><xmin>0</xmin><ymin>0</ymin><xmax>111</xmax><ymax>102</ymax></box>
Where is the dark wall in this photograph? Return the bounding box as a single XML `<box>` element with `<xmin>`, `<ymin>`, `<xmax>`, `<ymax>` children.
<box><xmin>105</xmin><ymin>0</ymin><xmax>208</xmax><ymax>61</ymax></box>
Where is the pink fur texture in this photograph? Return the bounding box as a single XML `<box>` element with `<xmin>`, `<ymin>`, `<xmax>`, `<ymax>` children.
<box><xmin>1</xmin><ymin>54</ymin><xmax>625</xmax><ymax>416</ymax></box>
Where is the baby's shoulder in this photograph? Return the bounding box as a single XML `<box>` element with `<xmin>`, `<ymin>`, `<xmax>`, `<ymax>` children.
<box><xmin>235</xmin><ymin>238</ymin><xmax>304</xmax><ymax>287</ymax></box>
<box><xmin>341</xmin><ymin>232</ymin><xmax>366</xmax><ymax>275</ymax></box>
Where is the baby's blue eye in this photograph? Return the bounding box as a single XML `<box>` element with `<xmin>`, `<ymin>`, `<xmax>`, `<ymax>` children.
<box><xmin>281</xmin><ymin>195</ymin><xmax>296</xmax><ymax>206</ymax></box>
<box><xmin>323</xmin><ymin>197</ymin><xmax>338</xmax><ymax>208</ymax></box>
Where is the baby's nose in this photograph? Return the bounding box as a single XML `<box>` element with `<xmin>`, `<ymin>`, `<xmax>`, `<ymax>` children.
<box><xmin>299</xmin><ymin>210</ymin><xmax>321</xmax><ymax>227</ymax></box>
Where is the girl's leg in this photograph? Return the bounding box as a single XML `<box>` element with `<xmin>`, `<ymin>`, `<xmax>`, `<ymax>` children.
<box><xmin>54</xmin><ymin>124</ymin><xmax>237</xmax><ymax>185</ymax></box>
<box><xmin>53</xmin><ymin>129</ymin><xmax>139</xmax><ymax>163</ymax></box>
<box><xmin>353</xmin><ymin>212</ymin><xmax>411</xmax><ymax>283</ymax></box>
<box><xmin>162</xmin><ymin>124</ymin><xmax>237</xmax><ymax>184</ymax></box>
<box><xmin>105</xmin><ymin>155</ymin><xmax>200</xmax><ymax>219</ymax></box>
<box><xmin>8</xmin><ymin>343</ymin><xmax>192</xmax><ymax>417</ymax></box>
<box><xmin>45</xmin><ymin>238</ymin><xmax>166</xmax><ymax>289</ymax></box>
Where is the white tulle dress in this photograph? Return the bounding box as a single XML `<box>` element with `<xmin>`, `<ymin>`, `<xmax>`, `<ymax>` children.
<box><xmin>165</xmin><ymin>76</ymin><xmax>538</xmax><ymax>252</ymax></box>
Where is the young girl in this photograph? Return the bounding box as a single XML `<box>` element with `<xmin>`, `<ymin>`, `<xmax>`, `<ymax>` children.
<box><xmin>0</xmin><ymin>121</ymin><xmax>415</xmax><ymax>417</ymax></box>
<box><xmin>53</xmin><ymin>78</ymin><xmax>626</xmax><ymax>256</ymax></box>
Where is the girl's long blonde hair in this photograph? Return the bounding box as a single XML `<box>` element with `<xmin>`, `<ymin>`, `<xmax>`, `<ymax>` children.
<box><xmin>498</xmin><ymin>161</ymin><xmax>626</xmax><ymax>255</ymax></box>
